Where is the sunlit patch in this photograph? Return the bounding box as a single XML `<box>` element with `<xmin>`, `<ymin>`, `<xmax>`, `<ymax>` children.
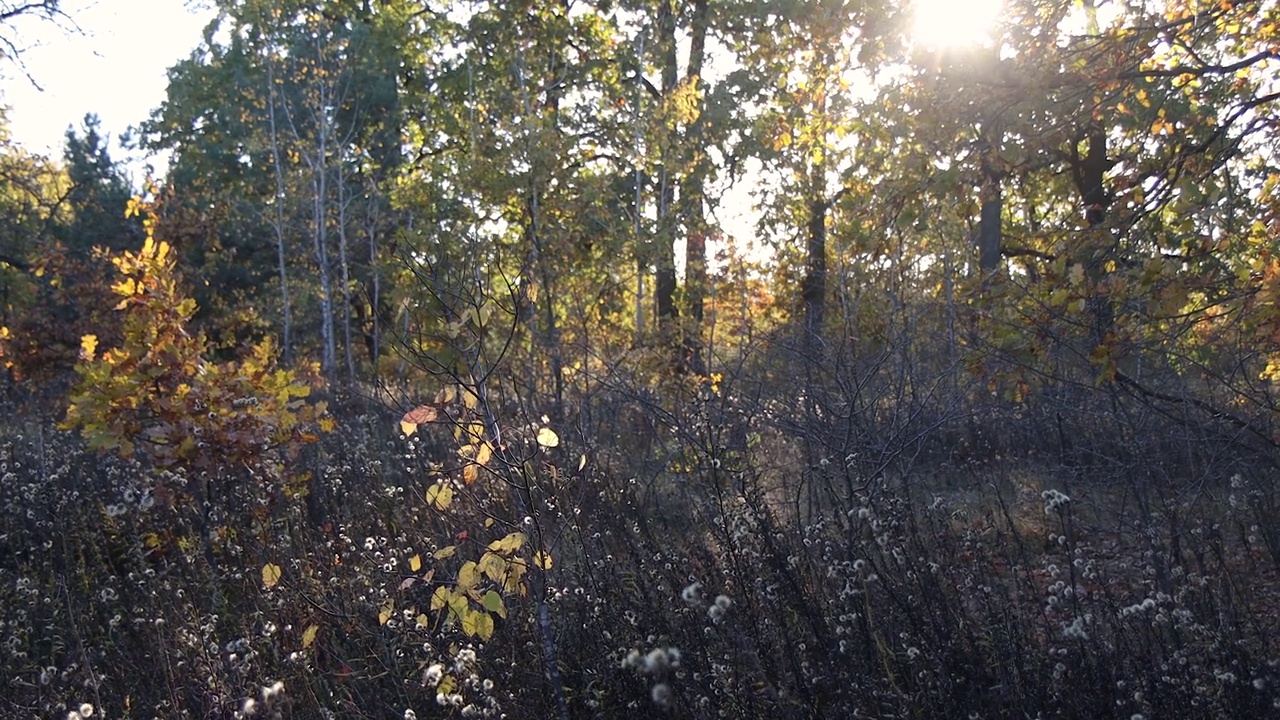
<box><xmin>912</xmin><ymin>0</ymin><xmax>1003</xmax><ymax>48</ymax></box>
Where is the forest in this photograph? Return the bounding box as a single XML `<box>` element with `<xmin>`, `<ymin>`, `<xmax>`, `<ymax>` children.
<box><xmin>1</xmin><ymin>0</ymin><xmax>1279</xmax><ymax>717</ymax></box>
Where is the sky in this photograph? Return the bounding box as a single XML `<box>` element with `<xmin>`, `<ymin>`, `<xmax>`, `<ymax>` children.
<box><xmin>0</xmin><ymin>0</ymin><xmax>215</xmax><ymax>175</ymax></box>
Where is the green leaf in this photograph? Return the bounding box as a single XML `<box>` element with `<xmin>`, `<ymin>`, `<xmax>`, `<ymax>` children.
<box><xmin>482</xmin><ymin>590</ymin><xmax>506</xmax><ymax>618</ymax></box>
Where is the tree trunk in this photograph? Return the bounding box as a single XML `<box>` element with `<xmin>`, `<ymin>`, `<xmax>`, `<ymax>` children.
<box><xmin>653</xmin><ymin>0</ymin><xmax>679</xmax><ymax>326</ymax></box>
<box><xmin>802</xmin><ymin>197</ymin><xmax>828</xmax><ymax>343</ymax></box>
<box><xmin>682</xmin><ymin>0</ymin><xmax>710</xmax><ymax>327</ymax></box>
<box><xmin>264</xmin><ymin>62</ymin><xmax>294</xmax><ymax>364</ymax></box>
<box><xmin>978</xmin><ymin>182</ymin><xmax>1002</xmax><ymax>272</ymax></box>
<box><xmin>1073</xmin><ymin>126</ymin><xmax>1112</xmax><ymax>345</ymax></box>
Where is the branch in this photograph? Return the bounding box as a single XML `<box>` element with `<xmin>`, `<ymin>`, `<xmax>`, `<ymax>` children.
<box><xmin>1120</xmin><ymin>49</ymin><xmax>1280</xmax><ymax>80</ymax></box>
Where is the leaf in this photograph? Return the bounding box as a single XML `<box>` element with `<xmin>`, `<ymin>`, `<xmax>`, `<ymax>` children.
<box><xmin>403</xmin><ymin>405</ymin><xmax>439</xmax><ymax>424</ymax></box>
<box><xmin>261</xmin><ymin>563</ymin><xmax>283</xmax><ymax>589</ymax></box>
<box><xmin>578</xmin><ymin>453</ymin><xmax>587</xmax><ymax>471</ymax></box>
<box><xmin>457</xmin><ymin>560</ymin><xmax>480</xmax><ymax>593</ymax></box>
<box><xmin>461</xmin><ymin>607</ymin><xmax>494</xmax><ymax>640</ymax></box>
<box><xmin>479</xmin><ymin>552</ymin><xmax>508</xmax><ymax>584</ymax></box>
<box><xmin>438</xmin><ymin>674</ymin><xmax>457</xmax><ymax>696</ymax></box>
<box><xmin>435</xmin><ymin>385</ymin><xmax>457</xmax><ymax>405</ymax></box>
<box><xmin>534</xmin><ymin>550</ymin><xmax>554</xmax><ymax>570</ymax></box>
<box><xmin>426</xmin><ymin>482</ymin><xmax>453</xmax><ymax>511</ymax></box>
<box><xmin>536</xmin><ymin>427</ymin><xmax>560</xmax><ymax>448</ymax></box>
<box><xmin>400</xmin><ymin>405</ymin><xmax>438</xmax><ymax>436</ymax></box>
<box><xmin>463</xmin><ymin>463</ymin><xmax>479</xmax><ymax>484</ymax></box>
<box><xmin>487</xmin><ymin>532</ymin><xmax>526</xmax><ymax>554</ymax></box>
<box><xmin>482</xmin><ymin>590</ymin><xmax>507</xmax><ymax>618</ymax></box>
<box><xmin>301</xmin><ymin>624</ymin><xmax>319</xmax><ymax>649</ymax></box>
<box><xmin>79</xmin><ymin>334</ymin><xmax>98</xmax><ymax>362</ymax></box>
<box><xmin>416</xmin><ymin>613</ymin><xmax>431</xmax><ymax>628</ymax></box>
<box><xmin>430</xmin><ymin>586</ymin><xmax>450</xmax><ymax>612</ymax></box>
<box><xmin>378</xmin><ymin>599</ymin><xmax>394</xmax><ymax>626</ymax></box>
<box><xmin>433</xmin><ymin>545</ymin><xmax>457</xmax><ymax>560</ymax></box>
<box><xmin>409</xmin><ymin>554</ymin><xmax>422</xmax><ymax>572</ymax></box>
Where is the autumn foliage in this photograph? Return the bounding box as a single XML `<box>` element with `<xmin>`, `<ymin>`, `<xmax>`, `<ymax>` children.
<box><xmin>61</xmin><ymin>201</ymin><xmax>330</xmax><ymax>485</ymax></box>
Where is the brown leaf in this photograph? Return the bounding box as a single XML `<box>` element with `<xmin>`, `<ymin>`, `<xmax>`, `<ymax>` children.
<box><xmin>402</xmin><ymin>405</ymin><xmax>439</xmax><ymax>424</ymax></box>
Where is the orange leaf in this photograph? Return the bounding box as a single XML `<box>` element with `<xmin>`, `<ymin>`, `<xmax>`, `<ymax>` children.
<box><xmin>403</xmin><ymin>405</ymin><xmax>439</xmax><ymax>424</ymax></box>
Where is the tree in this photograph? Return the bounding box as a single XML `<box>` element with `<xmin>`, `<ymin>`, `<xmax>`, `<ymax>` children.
<box><xmin>59</xmin><ymin>114</ymin><xmax>143</xmax><ymax>252</ymax></box>
<box><xmin>143</xmin><ymin>0</ymin><xmax>414</xmax><ymax>383</ymax></box>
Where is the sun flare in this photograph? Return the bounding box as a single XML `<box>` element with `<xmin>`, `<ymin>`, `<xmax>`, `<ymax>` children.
<box><xmin>912</xmin><ymin>0</ymin><xmax>1004</xmax><ymax>48</ymax></box>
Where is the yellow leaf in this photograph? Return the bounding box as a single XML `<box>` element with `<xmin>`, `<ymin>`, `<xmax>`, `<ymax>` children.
<box><xmin>534</xmin><ymin>550</ymin><xmax>553</xmax><ymax>570</ymax></box>
<box><xmin>463</xmin><ymin>464</ymin><xmax>479</xmax><ymax>484</ymax></box>
<box><xmin>301</xmin><ymin>624</ymin><xmax>319</xmax><ymax>649</ymax></box>
<box><xmin>435</xmin><ymin>385</ymin><xmax>457</xmax><ymax>405</ymax></box>
<box><xmin>426</xmin><ymin>482</ymin><xmax>453</xmax><ymax>511</ymax></box>
<box><xmin>430</xmin><ymin>586</ymin><xmax>450</xmax><ymax>611</ymax></box>
<box><xmin>461</xmin><ymin>607</ymin><xmax>494</xmax><ymax>640</ymax></box>
<box><xmin>536</xmin><ymin>427</ymin><xmax>560</xmax><ymax>448</ymax></box>
<box><xmin>79</xmin><ymin>334</ymin><xmax>98</xmax><ymax>362</ymax></box>
<box><xmin>416</xmin><ymin>613</ymin><xmax>431</xmax><ymax>628</ymax></box>
<box><xmin>409</xmin><ymin>554</ymin><xmax>422</xmax><ymax>572</ymax></box>
<box><xmin>433</xmin><ymin>545</ymin><xmax>457</xmax><ymax>560</ymax></box>
<box><xmin>457</xmin><ymin>561</ymin><xmax>480</xmax><ymax>593</ymax></box>
<box><xmin>261</xmin><ymin>563</ymin><xmax>283</xmax><ymax>589</ymax></box>
<box><xmin>487</xmin><ymin>532</ymin><xmax>526</xmax><ymax>554</ymax></box>
<box><xmin>438</xmin><ymin>674</ymin><xmax>457</xmax><ymax>696</ymax></box>
<box><xmin>476</xmin><ymin>442</ymin><xmax>492</xmax><ymax>466</ymax></box>
<box><xmin>378</xmin><ymin>599</ymin><xmax>394</xmax><ymax>626</ymax></box>
<box><xmin>479</xmin><ymin>552</ymin><xmax>508</xmax><ymax>584</ymax></box>
<box><xmin>400</xmin><ymin>420</ymin><xmax>418</xmax><ymax>436</ymax></box>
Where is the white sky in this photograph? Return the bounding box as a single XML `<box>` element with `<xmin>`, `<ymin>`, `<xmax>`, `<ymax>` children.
<box><xmin>0</xmin><ymin>0</ymin><xmax>215</xmax><ymax>176</ymax></box>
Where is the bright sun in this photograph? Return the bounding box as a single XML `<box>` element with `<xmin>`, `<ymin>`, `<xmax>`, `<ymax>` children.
<box><xmin>912</xmin><ymin>0</ymin><xmax>1004</xmax><ymax>48</ymax></box>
